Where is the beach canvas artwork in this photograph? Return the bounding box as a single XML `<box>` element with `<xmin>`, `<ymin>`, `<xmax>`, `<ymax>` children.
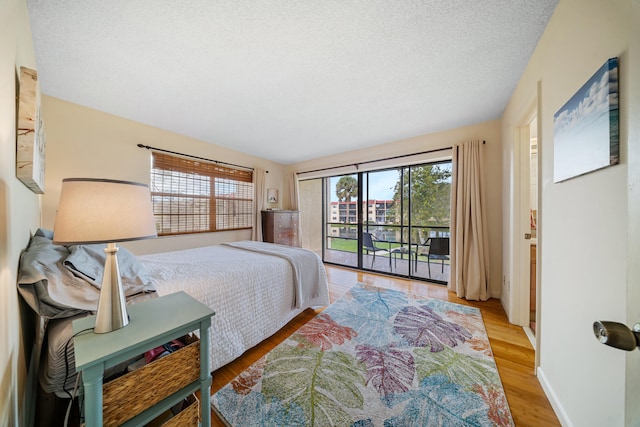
<box><xmin>553</xmin><ymin>57</ymin><xmax>619</xmax><ymax>183</ymax></box>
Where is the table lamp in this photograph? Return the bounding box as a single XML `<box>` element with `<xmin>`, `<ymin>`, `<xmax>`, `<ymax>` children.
<box><xmin>53</xmin><ymin>178</ymin><xmax>157</xmax><ymax>333</ymax></box>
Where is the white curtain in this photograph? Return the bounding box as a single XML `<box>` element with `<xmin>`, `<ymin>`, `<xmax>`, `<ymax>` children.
<box><xmin>448</xmin><ymin>139</ymin><xmax>490</xmax><ymax>301</ymax></box>
<box><xmin>252</xmin><ymin>168</ymin><xmax>266</xmax><ymax>241</ymax></box>
<box><xmin>287</xmin><ymin>172</ymin><xmax>302</xmax><ymax>246</ymax></box>
<box><xmin>288</xmin><ymin>172</ymin><xmax>300</xmax><ymax>210</ymax></box>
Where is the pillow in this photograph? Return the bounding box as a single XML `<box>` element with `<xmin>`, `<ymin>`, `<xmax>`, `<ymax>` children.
<box><xmin>17</xmin><ymin>234</ymin><xmax>99</xmax><ymax>319</ymax></box>
<box><xmin>34</xmin><ymin>228</ymin><xmax>54</xmax><ymax>239</ymax></box>
<box><xmin>17</xmin><ymin>230</ymin><xmax>157</xmax><ymax>320</ymax></box>
<box><xmin>64</xmin><ymin>244</ymin><xmax>156</xmax><ymax>294</ymax></box>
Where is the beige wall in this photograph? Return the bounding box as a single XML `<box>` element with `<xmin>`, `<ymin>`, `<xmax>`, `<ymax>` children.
<box><xmin>40</xmin><ymin>96</ymin><xmax>288</xmax><ymax>255</ymax></box>
<box><xmin>0</xmin><ymin>0</ymin><xmax>41</xmax><ymax>425</ymax></box>
<box><xmin>501</xmin><ymin>0</ymin><xmax>637</xmax><ymax>425</ymax></box>
<box><xmin>288</xmin><ymin>120</ymin><xmax>504</xmax><ymax>297</ymax></box>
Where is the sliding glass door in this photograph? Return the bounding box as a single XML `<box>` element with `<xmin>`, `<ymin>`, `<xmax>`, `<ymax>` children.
<box><xmin>300</xmin><ymin>160</ymin><xmax>452</xmax><ymax>284</ymax></box>
<box><xmin>324</xmin><ymin>174</ymin><xmax>360</xmax><ymax>269</ymax></box>
<box><xmin>405</xmin><ymin>163</ymin><xmax>452</xmax><ymax>282</ymax></box>
<box><xmin>361</xmin><ymin>170</ymin><xmax>403</xmax><ymax>274</ymax></box>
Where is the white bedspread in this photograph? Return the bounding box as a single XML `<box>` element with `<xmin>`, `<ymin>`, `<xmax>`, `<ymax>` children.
<box><xmin>137</xmin><ymin>243</ymin><xmax>329</xmax><ymax>371</ymax></box>
<box><xmin>222</xmin><ymin>241</ymin><xmax>325</xmax><ymax>309</ymax></box>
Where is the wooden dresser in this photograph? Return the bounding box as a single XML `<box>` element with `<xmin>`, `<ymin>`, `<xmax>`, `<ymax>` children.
<box><xmin>262</xmin><ymin>210</ymin><xmax>300</xmax><ymax>247</ymax></box>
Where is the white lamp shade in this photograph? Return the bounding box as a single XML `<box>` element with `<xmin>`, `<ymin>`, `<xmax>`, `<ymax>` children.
<box><xmin>53</xmin><ymin>178</ymin><xmax>157</xmax><ymax>244</ymax></box>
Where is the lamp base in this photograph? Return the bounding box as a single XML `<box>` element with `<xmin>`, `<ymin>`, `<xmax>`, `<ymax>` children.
<box><xmin>94</xmin><ymin>243</ymin><xmax>129</xmax><ymax>333</ymax></box>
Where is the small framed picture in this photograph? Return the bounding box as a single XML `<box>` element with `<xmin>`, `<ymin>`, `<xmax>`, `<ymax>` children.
<box><xmin>267</xmin><ymin>188</ymin><xmax>278</xmax><ymax>203</ymax></box>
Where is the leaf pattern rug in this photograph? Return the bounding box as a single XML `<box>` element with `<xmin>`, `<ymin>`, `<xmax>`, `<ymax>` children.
<box><xmin>211</xmin><ymin>283</ymin><xmax>514</xmax><ymax>426</ymax></box>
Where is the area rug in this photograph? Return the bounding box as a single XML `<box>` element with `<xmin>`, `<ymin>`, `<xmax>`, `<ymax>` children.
<box><xmin>211</xmin><ymin>284</ymin><xmax>514</xmax><ymax>426</ymax></box>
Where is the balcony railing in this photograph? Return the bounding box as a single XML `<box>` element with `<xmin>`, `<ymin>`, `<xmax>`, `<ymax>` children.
<box><xmin>324</xmin><ymin>223</ymin><xmax>450</xmax><ymax>283</ymax></box>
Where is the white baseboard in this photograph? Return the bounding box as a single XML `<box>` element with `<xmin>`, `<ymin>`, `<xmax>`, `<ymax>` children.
<box><xmin>536</xmin><ymin>366</ymin><xmax>572</xmax><ymax>427</ymax></box>
<box><xmin>523</xmin><ymin>326</ymin><xmax>536</xmax><ymax>349</ymax></box>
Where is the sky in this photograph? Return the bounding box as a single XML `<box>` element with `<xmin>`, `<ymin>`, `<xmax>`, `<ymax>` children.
<box><xmin>554</xmin><ymin>58</ymin><xmax>617</xmax><ymax>136</ymax></box>
<box><xmin>329</xmin><ymin>170</ymin><xmax>398</xmax><ymax>201</ymax></box>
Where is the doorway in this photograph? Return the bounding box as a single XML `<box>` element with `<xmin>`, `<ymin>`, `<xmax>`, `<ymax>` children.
<box><xmin>514</xmin><ymin>104</ymin><xmax>540</xmax><ymax>355</ymax></box>
<box><xmin>528</xmin><ymin>117</ymin><xmax>539</xmax><ymax>338</ymax></box>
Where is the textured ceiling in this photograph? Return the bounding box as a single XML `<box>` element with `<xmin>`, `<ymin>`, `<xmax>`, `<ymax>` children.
<box><xmin>27</xmin><ymin>0</ymin><xmax>557</xmax><ymax>164</ymax></box>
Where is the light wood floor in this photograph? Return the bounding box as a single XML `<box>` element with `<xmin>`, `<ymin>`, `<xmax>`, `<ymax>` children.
<box><xmin>209</xmin><ymin>265</ymin><xmax>560</xmax><ymax>426</ymax></box>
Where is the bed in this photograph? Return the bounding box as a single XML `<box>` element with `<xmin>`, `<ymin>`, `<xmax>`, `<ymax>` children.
<box><xmin>18</xmin><ymin>229</ymin><xmax>330</xmax><ymax>399</ymax></box>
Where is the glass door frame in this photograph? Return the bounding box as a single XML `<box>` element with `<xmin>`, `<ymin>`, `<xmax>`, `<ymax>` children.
<box><xmin>319</xmin><ymin>161</ymin><xmax>451</xmax><ymax>284</ymax></box>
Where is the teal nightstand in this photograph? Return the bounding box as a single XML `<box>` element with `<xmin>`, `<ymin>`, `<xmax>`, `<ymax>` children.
<box><xmin>73</xmin><ymin>291</ymin><xmax>215</xmax><ymax>427</ymax></box>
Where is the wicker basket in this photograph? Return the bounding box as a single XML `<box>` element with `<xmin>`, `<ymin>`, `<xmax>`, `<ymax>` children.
<box><xmin>162</xmin><ymin>397</ymin><xmax>199</xmax><ymax>427</ymax></box>
<box><xmin>102</xmin><ymin>340</ymin><xmax>200</xmax><ymax>427</ymax></box>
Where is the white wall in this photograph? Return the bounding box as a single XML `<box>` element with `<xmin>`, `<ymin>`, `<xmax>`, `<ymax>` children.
<box><xmin>0</xmin><ymin>0</ymin><xmax>42</xmax><ymax>425</ymax></box>
<box><xmin>289</xmin><ymin>120</ymin><xmax>504</xmax><ymax>298</ymax></box>
<box><xmin>40</xmin><ymin>96</ymin><xmax>288</xmax><ymax>255</ymax></box>
<box><xmin>501</xmin><ymin>0</ymin><xmax>636</xmax><ymax>425</ymax></box>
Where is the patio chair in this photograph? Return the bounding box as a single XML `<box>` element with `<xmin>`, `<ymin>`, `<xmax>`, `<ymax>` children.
<box><xmin>362</xmin><ymin>232</ymin><xmax>390</xmax><ymax>269</ymax></box>
<box><xmin>419</xmin><ymin>237</ymin><xmax>450</xmax><ymax>277</ymax></box>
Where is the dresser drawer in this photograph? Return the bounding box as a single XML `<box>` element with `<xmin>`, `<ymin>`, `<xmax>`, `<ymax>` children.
<box><xmin>275</xmin><ymin>214</ymin><xmax>297</xmax><ymax>230</ymax></box>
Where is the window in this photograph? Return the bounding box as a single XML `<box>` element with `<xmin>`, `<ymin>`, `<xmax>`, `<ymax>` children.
<box><xmin>150</xmin><ymin>152</ymin><xmax>253</xmax><ymax>236</ymax></box>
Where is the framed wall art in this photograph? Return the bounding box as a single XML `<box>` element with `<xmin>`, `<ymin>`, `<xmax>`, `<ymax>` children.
<box><xmin>553</xmin><ymin>57</ymin><xmax>619</xmax><ymax>183</ymax></box>
<box><xmin>17</xmin><ymin>66</ymin><xmax>46</xmax><ymax>194</ymax></box>
<box><xmin>267</xmin><ymin>188</ymin><xmax>278</xmax><ymax>203</ymax></box>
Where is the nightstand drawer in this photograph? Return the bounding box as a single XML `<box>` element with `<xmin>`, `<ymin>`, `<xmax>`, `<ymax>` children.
<box><xmin>103</xmin><ymin>341</ymin><xmax>200</xmax><ymax>427</ymax></box>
